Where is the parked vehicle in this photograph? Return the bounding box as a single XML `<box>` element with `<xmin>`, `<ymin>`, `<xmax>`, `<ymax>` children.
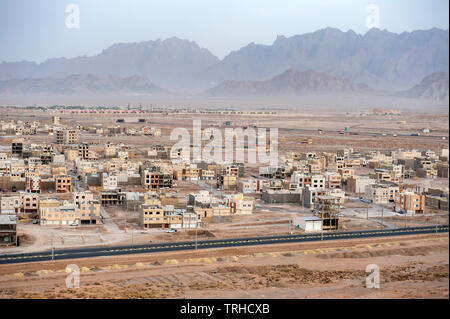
<box><xmin>166</xmin><ymin>228</ymin><xmax>177</xmax><ymax>233</ymax></box>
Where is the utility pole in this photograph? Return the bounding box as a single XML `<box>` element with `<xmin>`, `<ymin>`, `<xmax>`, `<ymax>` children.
<box><xmin>381</xmin><ymin>208</ymin><xmax>384</xmax><ymax>228</ymax></box>
<box><xmin>436</xmin><ymin>214</ymin><xmax>438</xmax><ymax>234</ymax></box>
<box><xmin>366</xmin><ymin>204</ymin><xmax>369</xmax><ymax>220</ymax></box>
<box><xmin>51</xmin><ymin>232</ymin><xmax>54</xmax><ymax>261</ymax></box>
<box><xmin>195</xmin><ymin>225</ymin><xmax>198</xmax><ymax>250</ymax></box>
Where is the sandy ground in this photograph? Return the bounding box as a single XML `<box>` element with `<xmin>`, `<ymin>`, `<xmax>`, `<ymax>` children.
<box><xmin>0</xmin><ymin>233</ymin><xmax>448</xmax><ymax>299</ymax></box>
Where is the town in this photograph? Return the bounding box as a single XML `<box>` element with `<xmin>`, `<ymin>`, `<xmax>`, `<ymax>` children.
<box><xmin>0</xmin><ymin>105</ymin><xmax>448</xmax><ymax>254</ymax></box>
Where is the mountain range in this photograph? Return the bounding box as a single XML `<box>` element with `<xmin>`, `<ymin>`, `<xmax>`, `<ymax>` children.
<box><xmin>0</xmin><ymin>74</ymin><xmax>165</xmax><ymax>95</ymax></box>
<box><xmin>204</xmin><ymin>68</ymin><xmax>373</xmax><ymax>96</ymax></box>
<box><xmin>0</xmin><ymin>27</ymin><xmax>448</xmax><ymax>99</ymax></box>
<box><xmin>402</xmin><ymin>71</ymin><xmax>449</xmax><ymax>101</ymax></box>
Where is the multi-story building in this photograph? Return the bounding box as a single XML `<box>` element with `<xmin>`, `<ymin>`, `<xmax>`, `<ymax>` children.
<box><xmin>311</xmin><ymin>175</ymin><xmax>325</xmax><ymax>189</ymax></box>
<box><xmin>40</xmin><ymin>198</ymin><xmax>101</xmax><ymax>226</ymax></box>
<box><xmin>225</xmin><ymin>193</ymin><xmax>254</xmax><ymax>215</ymax></box>
<box><xmin>102</xmin><ymin>172</ymin><xmax>118</xmax><ymax>190</ymax></box>
<box><xmin>25</xmin><ymin>175</ymin><xmax>41</xmax><ymax>193</ymax></box>
<box><xmin>237</xmin><ymin>179</ymin><xmax>262</xmax><ymax>193</ymax></box>
<box><xmin>345</xmin><ymin>175</ymin><xmax>375</xmax><ymax>194</ymax></box>
<box><xmin>0</xmin><ymin>196</ymin><xmax>20</xmax><ymax>214</ymax></box>
<box><xmin>199</xmin><ymin>169</ymin><xmax>215</xmax><ymax>180</ymax></box>
<box><xmin>338</xmin><ymin>167</ymin><xmax>355</xmax><ymax>181</ymax></box>
<box><xmin>104</xmin><ymin>143</ymin><xmax>117</xmax><ymax>158</ymax></box>
<box><xmin>56</xmin><ymin>128</ymin><xmax>78</xmax><ymax>144</ymax></box>
<box><xmin>19</xmin><ymin>191</ymin><xmax>39</xmax><ymax>213</ymax></box>
<box><xmin>55</xmin><ymin>175</ymin><xmax>72</xmax><ymax>193</ymax></box>
<box><xmin>77</xmin><ymin>201</ymin><xmax>101</xmax><ymax>224</ymax></box>
<box><xmin>395</xmin><ymin>191</ymin><xmax>425</xmax><ymax>215</ymax></box>
<box><xmin>0</xmin><ymin>215</ymin><xmax>17</xmax><ymax>246</ymax></box>
<box><xmin>11</xmin><ymin>139</ymin><xmax>23</xmax><ymax>157</ymax></box>
<box><xmin>78</xmin><ymin>143</ymin><xmax>90</xmax><ymax>159</ymax></box>
<box><xmin>217</xmin><ymin>174</ymin><xmax>237</xmax><ymax>190</ymax></box>
<box><xmin>363</xmin><ymin>181</ymin><xmax>399</xmax><ymax>204</ymax></box>
<box><xmin>73</xmin><ymin>191</ymin><xmax>94</xmax><ymax>206</ymax></box>
<box><xmin>139</xmin><ymin>204</ymin><xmax>201</xmax><ymax>229</ymax></box>
<box><xmin>100</xmin><ymin>190</ymin><xmax>126</xmax><ymax>206</ymax></box>
<box><xmin>193</xmin><ymin>205</ymin><xmax>231</xmax><ymax>223</ymax></box>
<box><xmin>325</xmin><ymin>172</ymin><xmax>341</xmax><ymax>189</ymax></box>
<box><xmin>141</xmin><ymin>169</ymin><xmax>173</xmax><ymax>189</ymax></box>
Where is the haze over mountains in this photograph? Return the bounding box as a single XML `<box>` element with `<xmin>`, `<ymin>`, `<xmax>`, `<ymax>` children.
<box><xmin>204</xmin><ymin>69</ymin><xmax>373</xmax><ymax>96</ymax></box>
<box><xmin>0</xmin><ymin>74</ymin><xmax>165</xmax><ymax>95</ymax></box>
<box><xmin>0</xmin><ymin>27</ymin><xmax>448</xmax><ymax>102</ymax></box>
<box><xmin>402</xmin><ymin>72</ymin><xmax>449</xmax><ymax>101</ymax></box>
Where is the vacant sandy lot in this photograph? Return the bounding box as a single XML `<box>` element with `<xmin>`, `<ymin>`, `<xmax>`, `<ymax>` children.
<box><xmin>0</xmin><ymin>233</ymin><xmax>447</xmax><ymax>299</ymax></box>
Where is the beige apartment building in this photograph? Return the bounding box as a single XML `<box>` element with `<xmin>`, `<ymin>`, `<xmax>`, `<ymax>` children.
<box><xmin>64</xmin><ymin>149</ymin><xmax>78</xmax><ymax>161</ymax></box>
<box><xmin>56</xmin><ymin>129</ymin><xmax>78</xmax><ymax>144</ymax></box>
<box><xmin>225</xmin><ymin>193</ymin><xmax>254</xmax><ymax>214</ymax></box>
<box><xmin>194</xmin><ymin>205</ymin><xmax>231</xmax><ymax>222</ymax></box>
<box><xmin>395</xmin><ymin>191</ymin><xmax>425</xmax><ymax>215</ymax></box>
<box><xmin>55</xmin><ymin>175</ymin><xmax>72</xmax><ymax>193</ymax></box>
<box><xmin>346</xmin><ymin>175</ymin><xmax>375</xmax><ymax>194</ymax></box>
<box><xmin>325</xmin><ymin>172</ymin><xmax>341</xmax><ymax>189</ymax></box>
<box><xmin>139</xmin><ymin>205</ymin><xmax>165</xmax><ymax>228</ymax></box>
<box><xmin>78</xmin><ymin>143</ymin><xmax>90</xmax><ymax>159</ymax></box>
<box><xmin>40</xmin><ymin>199</ymin><xmax>101</xmax><ymax>225</ymax></box>
<box><xmin>200</xmin><ymin>169</ymin><xmax>215</xmax><ymax>180</ymax></box>
<box><xmin>40</xmin><ymin>202</ymin><xmax>77</xmax><ymax>226</ymax></box>
<box><xmin>217</xmin><ymin>174</ymin><xmax>237</xmax><ymax>190</ymax></box>
<box><xmin>338</xmin><ymin>168</ymin><xmax>355</xmax><ymax>181</ymax></box>
<box><xmin>0</xmin><ymin>196</ymin><xmax>20</xmax><ymax>214</ymax></box>
<box><xmin>363</xmin><ymin>182</ymin><xmax>399</xmax><ymax>204</ymax></box>
<box><xmin>73</xmin><ymin>191</ymin><xmax>94</xmax><ymax>205</ymax></box>
<box><xmin>19</xmin><ymin>191</ymin><xmax>39</xmax><ymax>213</ymax></box>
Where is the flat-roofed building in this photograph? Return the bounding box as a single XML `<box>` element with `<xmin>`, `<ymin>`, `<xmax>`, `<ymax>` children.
<box><xmin>0</xmin><ymin>196</ymin><xmax>20</xmax><ymax>214</ymax></box>
<box><xmin>345</xmin><ymin>175</ymin><xmax>375</xmax><ymax>194</ymax></box>
<box><xmin>0</xmin><ymin>215</ymin><xmax>17</xmax><ymax>246</ymax></box>
<box><xmin>363</xmin><ymin>181</ymin><xmax>399</xmax><ymax>204</ymax></box>
<box><xmin>293</xmin><ymin>216</ymin><xmax>322</xmax><ymax>233</ymax></box>
<box><xmin>73</xmin><ymin>191</ymin><xmax>94</xmax><ymax>206</ymax></box>
<box><xmin>55</xmin><ymin>175</ymin><xmax>72</xmax><ymax>193</ymax></box>
<box><xmin>395</xmin><ymin>191</ymin><xmax>425</xmax><ymax>215</ymax></box>
<box><xmin>56</xmin><ymin>128</ymin><xmax>78</xmax><ymax>144</ymax></box>
<box><xmin>19</xmin><ymin>191</ymin><xmax>39</xmax><ymax>213</ymax></box>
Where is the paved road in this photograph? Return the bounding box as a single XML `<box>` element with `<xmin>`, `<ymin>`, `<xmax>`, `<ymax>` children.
<box><xmin>0</xmin><ymin>225</ymin><xmax>447</xmax><ymax>265</ymax></box>
<box><xmin>280</xmin><ymin>127</ymin><xmax>447</xmax><ymax>140</ymax></box>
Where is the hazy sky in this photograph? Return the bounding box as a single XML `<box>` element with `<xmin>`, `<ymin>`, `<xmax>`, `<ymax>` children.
<box><xmin>0</xmin><ymin>0</ymin><xmax>448</xmax><ymax>63</ymax></box>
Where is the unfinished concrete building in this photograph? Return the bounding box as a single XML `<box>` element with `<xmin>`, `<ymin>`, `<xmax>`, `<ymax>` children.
<box><xmin>313</xmin><ymin>195</ymin><xmax>340</xmax><ymax>230</ymax></box>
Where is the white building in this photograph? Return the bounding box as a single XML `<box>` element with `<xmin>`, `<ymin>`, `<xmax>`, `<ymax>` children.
<box><xmin>102</xmin><ymin>172</ymin><xmax>118</xmax><ymax>190</ymax></box>
<box><xmin>293</xmin><ymin>216</ymin><xmax>322</xmax><ymax>232</ymax></box>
